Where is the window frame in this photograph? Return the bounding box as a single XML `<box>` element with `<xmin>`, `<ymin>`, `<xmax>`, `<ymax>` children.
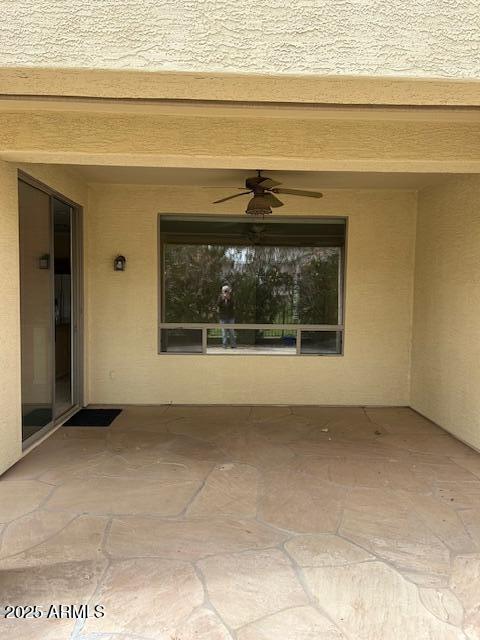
<box><xmin>158</xmin><ymin>214</ymin><xmax>348</xmax><ymax>357</ymax></box>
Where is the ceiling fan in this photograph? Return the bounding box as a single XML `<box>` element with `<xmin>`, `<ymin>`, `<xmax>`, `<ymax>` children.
<box><xmin>213</xmin><ymin>171</ymin><xmax>323</xmax><ymax>216</ymax></box>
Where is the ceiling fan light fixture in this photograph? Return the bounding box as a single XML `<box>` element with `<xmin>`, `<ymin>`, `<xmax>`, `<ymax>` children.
<box><xmin>245</xmin><ymin>194</ymin><xmax>272</xmax><ymax>217</ymax></box>
<box><xmin>212</xmin><ymin>171</ymin><xmax>323</xmax><ymax>213</ymax></box>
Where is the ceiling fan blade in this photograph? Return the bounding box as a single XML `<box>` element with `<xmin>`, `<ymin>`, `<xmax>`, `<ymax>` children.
<box><xmin>271</xmin><ymin>187</ymin><xmax>323</xmax><ymax>199</ymax></box>
<box><xmin>264</xmin><ymin>192</ymin><xmax>284</xmax><ymax>208</ymax></box>
<box><xmin>213</xmin><ymin>191</ymin><xmax>251</xmax><ymax>203</ymax></box>
<box><xmin>259</xmin><ymin>177</ymin><xmax>282</xmax><ymax>189</ymax></box>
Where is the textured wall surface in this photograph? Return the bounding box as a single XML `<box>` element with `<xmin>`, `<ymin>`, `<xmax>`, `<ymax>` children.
<box><xmin>0</xmin><ymin>160</ymin><xmax>22</xmax><ymax>475</ymax></box>
<box><xmin>85</xmin><ymin>184</ymin><xmax>416</xmax><ymax>406</ymax></box>
<box><xmin>2</xmin><ymin>107</ymin><xmax>479</xmax><ymax>174</ymax></box>
<box><xmin>0</xmin><ymin>1</ymin><xmax>479</xmax><ymax>78</ymax></box>
<box><xmin>411</xmin><ymin>175</ymin><xmax>480</xmax><ymax>451</ymax></box>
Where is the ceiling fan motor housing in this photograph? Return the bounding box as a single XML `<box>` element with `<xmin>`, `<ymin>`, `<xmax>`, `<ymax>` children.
<box><xmin>245</xmin><ymin>176</ymin><xmax>266</xmax><ymax>190</ymax></box>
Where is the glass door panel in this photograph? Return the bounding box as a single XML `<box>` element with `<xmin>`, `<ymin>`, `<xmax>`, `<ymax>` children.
<box><xmin>18</xmin><ymin>180</ymin><xmax>54</xmax><ymax>440</ymax></box>
<box><xmin>53</xmin><ymin>197</ymin><xmax>73</xmax><ymax>417</ymax></box>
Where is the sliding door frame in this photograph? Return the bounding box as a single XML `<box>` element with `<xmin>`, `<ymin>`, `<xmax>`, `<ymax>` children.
<box><xmin>18</xmin><ymin>170</ymin><xmax>84</xmax><ymax>450</ymax></box>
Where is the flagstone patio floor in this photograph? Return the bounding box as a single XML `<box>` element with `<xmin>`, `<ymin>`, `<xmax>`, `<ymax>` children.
<box><xmin>1</xmin><ymin>405</ymin><xmax>480</xmax><ymax>639</ymax></box>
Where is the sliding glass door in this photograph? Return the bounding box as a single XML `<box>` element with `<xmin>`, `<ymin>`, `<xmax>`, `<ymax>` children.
<box><xmin>18</xmin><ymin>181</ymin><xmax>54</xmax><ymax>440</ymax></box>
<box><xmin>18</xmin><ymin>177</ymin><xmax>81</xmax><ymax>443</ymax></box>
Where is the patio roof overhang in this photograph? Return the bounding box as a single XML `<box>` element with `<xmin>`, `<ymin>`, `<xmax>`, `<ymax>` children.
<box><xmin>2</xmin><ymin>67</ymin><xmax>480</xmax><ymax>106</ymax></box>
<box><xmin>0</xmin><ymin>68</ymin><xmax>479</xmax><ymax>173</ymax></box>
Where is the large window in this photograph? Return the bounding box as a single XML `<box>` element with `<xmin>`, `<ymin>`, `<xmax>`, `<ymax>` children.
<box><xmin>159</xmin><ymin>216</ymin><xmax>346</xmax><ymax>355</ymax></box>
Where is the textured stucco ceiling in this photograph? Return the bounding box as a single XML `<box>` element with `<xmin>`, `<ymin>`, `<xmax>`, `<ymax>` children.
<box><xmin>1</xmin><ymin>1</ymin><xmax>479</xmax><ymax>79</ymax></box>
<box><xmin>64</xmin><ymin>165</ymin><xmax>448</xmax><ymax>190</ymax></box>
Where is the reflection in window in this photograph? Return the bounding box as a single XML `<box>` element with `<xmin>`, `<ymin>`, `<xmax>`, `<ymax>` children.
<box><xmin>160</xmin><ymin>217</ymin><xmax>346</xmax><ymax>355</ymax></box>
<box><xmin>164</xmin><ymin>244</ymin><xmax>341</xmax><ymax>325</ymax></box>
<box><xmin>206</xmin><ymin>328</ymin><xmax>298</xmax><ymax>354</ymax></box>
<box><xmin>161</xmin><ymin>328</ymin><xmax>203</xmax><ymax>353</ymax></box>
<box><xmin>301</xmin><ymin>331</ymin><xmax>342</xmax><ymax>355</ymax></box>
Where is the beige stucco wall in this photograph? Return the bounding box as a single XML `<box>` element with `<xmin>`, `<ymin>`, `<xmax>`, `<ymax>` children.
<box><xmin>2</xmin><ymin>69</ymin><xmax>480</xmax><ymax>107</ymax></box>
<box><xmin>17</xmin><ymin>164</ymin><xmax>89</xmax><ymax>209</ymax></box>
<box><xmin>411</xmin><ymin>175</ymin><xmax>480</xmax><ymax>451</ymax></box>
<box><xmin>86</xmin><ymin>184</ymin><xmax>416</xmax><ymax>406</ymax></box>
<box><xmin>1</xmin><ymin>106</ymin><xmax>479</xmax><ymax>175</ymax></box>
<box><xmin>0</xmin><ymin>160</ymin><xmax>22</xmax><ymax>473</ymax></box>
<box><xmin>0</xmin><ymin>1</ymin><xmax>479</xmax><ymax>79</ymax></box>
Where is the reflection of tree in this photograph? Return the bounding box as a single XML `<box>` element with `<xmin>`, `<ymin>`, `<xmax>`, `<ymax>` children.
<box><xmin>229</xmin><ymin>247</ymin><xmax>292</xmax><ymax>323</ymax></box>
<box><xmin>297</xmin><ymin>248</ymin><xmax>339</xmax><ymax>325</ymax></box>
<box><xmin>164</xmin><ymin>243</ymin><xmax>340</xmax><ymax>324</ymax></box>
<box><xmin>164</xmin><ymin>244</ymin><xmax>229</xmax><ymax>322</ymax></box>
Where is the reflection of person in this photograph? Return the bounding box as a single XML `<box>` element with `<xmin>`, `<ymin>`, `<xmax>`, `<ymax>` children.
<box><xmin>217</xmin><ymin>285</ymin><xmax>237</xmax><ymax>348</ymax></box>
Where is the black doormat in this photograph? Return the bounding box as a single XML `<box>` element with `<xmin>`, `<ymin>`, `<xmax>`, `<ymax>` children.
<box><xmin>63</xmin><ymin>408</ymin><xmax>122</xmax><ymax>427</ymax></box>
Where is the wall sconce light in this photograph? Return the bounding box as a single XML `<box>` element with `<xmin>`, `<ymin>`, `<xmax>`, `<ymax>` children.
<box><xmin>114</xmin><ymin>255</ymin><xmax>126</xmax><ymax>271</ymax></box>
<box><xmin>39</xmin><ymin>254</ymin><xmax>50</xmax><ymax>269</ymax></box>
